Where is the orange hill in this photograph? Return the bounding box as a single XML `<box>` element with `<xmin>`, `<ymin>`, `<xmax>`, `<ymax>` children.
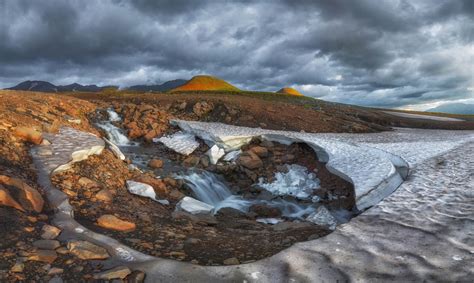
<box><xmin>276</xmin><ymin>87</ymin><xmax>304</xmax><ymax>96</ymax></box>
<box><xmin>171</xmin><ymin>75</ymin><xmax>240</xmax><ymax>92</ymax></box>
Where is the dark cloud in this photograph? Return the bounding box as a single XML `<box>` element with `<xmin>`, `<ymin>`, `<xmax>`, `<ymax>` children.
<box><xmin>0</xmin><ymin>0</ymin><xmax>472</xmax><ymax>109</ymax></box>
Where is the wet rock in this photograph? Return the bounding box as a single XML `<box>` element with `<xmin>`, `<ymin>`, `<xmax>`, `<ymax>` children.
<box><xmin>176</xmin><ymin>197</ymin><xmax>214</xmax><ymax>215</ymax></box>
<box><xmin>41</xmin><ymin>225</ymin><xmax>61</xmax><ymax>240</ymax></box>
<box><xmin>223</xmin><ymin>257</ymin><xmax>240</xmax><ymax>265</ymax></box>
<box><xmin>127</xmin><ymin>270</ymin><xmax>146</xmax><ymax>283</ymax></box>
<box><xmin>33</xmin><ymin>240</ymin><xmax>60</xmax><ymax>250</ymax></box>
<box><xmin>0</xmin><ymin>175</ymin><xmax>44</xmax><ymax>212</ymax></box>
<box><xmin>237</xmin><ymin>151</ymin><xmax>263</xmax><ymax>169</ymax></box>
<box><xmin>97</xmin><ymin>214</ymin><xmax>136</xmax><ymax>232</ymax></box>
<box><xmin>249</xmin><ymin>204</ymin><xmax>281</xmax><ymax>218</ymax></box>
<box><xmin>148</xmin><ymin>158</ymin><xmax>163</xmax><ymax>169</ymax></box>
<box><xmin>67</xmin><ymin>240</ymin><xmax>109</xmax><ymax>260</ymax></box>
<box><xmin>95</xmin><ymin>189</ymin><xmax>113</xmax><ymax>202</ymax></box>
<box><xmin>13</xmin><ymin>127</ymin><xmax>43</xmax><ymax>144</ymax></box>
<box><xmin>250</xmin><ymin>146</ymin><xmax>269</xmax><ymax>158</ymax></box>
<box><xmin>28</xmin><ymin>250</ymin><xmax>57</xmax><ymax>264</ymax></box>
<box><xmin>0</xmin><ymin>186</ymin><xmax>25</xmax><ymax>211</ymax></box>
<box><xmin>93</xmin><ymin>266</ymin><xmax>131</xmax><ymax>280</ymax></box>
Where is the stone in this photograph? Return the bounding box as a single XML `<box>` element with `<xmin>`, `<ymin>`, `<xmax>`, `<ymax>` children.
<box><xmin>28</xmin><ymin>250</ymin><xmax>57</xmax><ymax>264</ymax></box>
<box><xmin>97</xmin><ymin>214</ymin><xmax>136</xmax><ymax>232</ymax></box>
<box><xmin>237</xmin><ymin>151</ymin><xmax>263</xmax><ymax>169</ymax></box>
<box><xmin>127</xmin><ymin>270</ymin><xmax>146</xmax><ymax>283</ymax></box>
<box><xmin>148</xmin><ymin>158</ymin><xmax>163</xmax><ymax>169</ymax></box>
<box><xmin>93</xmin><ymin>266</ymin><xmax>131</xmax><ymax>280</ymax></box>
<box><xmin>67</xmin><ymin>240</ymin><xmax>109</xmax><ymax>260</ymax></box>
<box><xmin>182</xmin><ymin>156</ymin><xmax>200</xmax><ymax>167</ymax></box>
<box><xmin>13</xmin><ymin>127</ymin><xmax>43</xmax><ymax>144</ymax></box>
<box><xmin>175</xmin><ymin>197</ymin><xmax>214</xmax><ymax>215</ymax></box>
<box><xmin>0</xmin><ymin>175</ymin><xmax>44</xmax><ymax>212</ymax></box>
<box><xmin>33</xmin><ymin>240</ymin><xmax>61</xmax><ymax>250</ymax></box>
<box><xmin>77</xmin><ymin>177</ymin><xmax>99</xmax><ymax>189</ymax></box>
<box><xmin>250</xmin><ymin>146</ymin><xmax>269</xmax><ymax>158</ymax></box>
<box><xmin>10</xmin><ymin>262</ymin><xmax>24</xmax><ymax>273</ymax></box>
<box><xmin>95</xmin><ymin>189</ymin><xmax>113</xmax><ymax>202</ymax></box>
<box><xmin>41</xmin><ymin>225</ymin><xmax>61</xmax><ymax>240</ymax></box>
<box><xmin>223</xmin><ymin>257</ymin><xmax>240</xmax><ymax>265</ymax></box>
<box><xmin>48</xmin><ymin>267</ymin><xmax>64</xmax><ymax>276</ymax></box>
<box><xmin>0</xmin><ymin>186</ymin><xmax>25</xmax><ymax>212</ymax></box>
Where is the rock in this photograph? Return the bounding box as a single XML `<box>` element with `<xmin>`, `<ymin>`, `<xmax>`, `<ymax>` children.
<box><xmin>148</xmin><ymin>158</ymin><xmax>163</xmax><ymax>169</ymax></box>
<box><xmin>77</xmin><ymin>177</ymin><xmax>99</xmax><ymax>189</ymax></box>
<box><xmin>127</xmin><ymin>270</ymin><xmax>146</xmax><ymax>283</ymax></box>
<box><xmin>97</xmin><ymin>214</ymin><xmax>136</xmax><ymax>232</ymax></box>
<box><xmin>0</xmin><ymin>186</ymin><xmax>25</xmax><ymax>212</ymax></box>
<box><xmin>176</xmin><ymin>197</ymin><xmax>214</xmax><ymax>215</ymax></box>
<box><xmin>206</xmin><ymin>145</ymin><xmax>225</xmax><ymax>165</ymax></box>
<box><xmin>223</xmin><ymin>257</ymin><xmax>240</xmax><ymax>265</ymax></box>
<box><xmin>10</xmin><ymin>262</ymin><xmax>24</xmax><ymax>273</ymax></box>
<box><xmin>33</xmin><ymin>240</ymin><xmax>61</xmax><ymax>250</ymax></box>
<box><xmin>237</xmin><ymin>151</ymin><xmax>263</xmax><ymax>169</ymax></box>
<box><xmin>306</xmin><ymin>206</ymin><xmax>337</xmax><ymax>230</ymax></box>
<box><xmin>41</xmin><ymin>225</ymin><xmax>61</xmax><ymax>240</ymax></box>
<box><xmin>67</xmin><ymin>240</ymin><xmax>109</xmax><ymax>260</ymax></box>
<box><xmin>249</xmin><ymin>204</ymin><xmax>281</xmax><ymax>218</ymax></box>
<box><xmin>0</xmin><ymin>175</ymin><xmax>44</xmax><ymax>212</ymax></box>
<box><xmin>193</xmin><ymin>101</ymin><xmax>214</xmax><ymax>117</ymax></box>
<box><xmin>13</xmin><ymin>127</ymin><xmax>43</xmax><ymax>144</ymax></box>
<box><xmin>95</xmin><ymin>189</ymin><xmax>113</xmax><ymax>202</ymax></box>
<box><xmin>250</xmin><ymin>146</ymin><xmax>269</xmax><ymax>158</ymax></box>
<box><xmin>272</xmin><ymin>221</ymin><xmax>313</xmax><ymax>231</ymax></box>
<box><xmin>28</xmin><ymin>250</ymin><xmax>57</xmax><ymax>264</ymax></box>
<box><xmin>134</xmin><ymin>176</ymin><xmax>169</xmax><ymax>198</ymax></box>
<box><xmin>48</xmin><ymin>267</ymin><xmax>64</xmax><ymax>276</ymax></box>
<box><xmin>93</xmin><ymin>266</ymin><xmax>131</xmax><ymax>280</ymax></box>
<box><xmin>216</xmin><ymin>207</ymin><xmax>247</xmax><ymax>218</ymax></box>
<box><xmin>182</xmin><ymin>156</ymin><xmax>200</xmax><ymax>167</ymax></box>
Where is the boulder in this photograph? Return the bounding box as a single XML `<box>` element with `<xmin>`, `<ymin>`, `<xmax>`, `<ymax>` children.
<box><xmin>237</xmin><ymin>151</ymin><xmax>263</xmax><ymax>169</ymax></box>
<box><xmin>41</xmin><ymin>225</ymin><xmax>61</xmax><ymax>240</ymax></box>
<box><xmin>97</xmin><ymin>214</ymin><xmax>136</xmax><ymax>232</ymax></box>
<box><xmin>93</xmin><ymin>266</ymin><xmax>131</xmax><ymax>280</ymax></box>
<box><xmin>148</xmin><ymin>159</ymin><xmax>163</xmax><ymax>169</ymax></box>
<box><xmin>13</xmin><ymin>127</ymin><xmax>43</xmax><ymax>144</ymax></box>
<box><xmin>28</xmin><ymin>250</ymin><xmax>57</xmax><ymax>264</ymax></box>
<box><xmin>0</xmin><ymin>186</ymin><xmax>25</xmax><ymax>212</ymax></box>
<box><xmin>250</xmin><ymin>146</ymin><xmax>269</xmax><ymax>158</ymax></box>
<box><xmin>67</xmin><ymin>240</ymin><xmax>109</xmax><ymax>260</ymax></box>
<box><xmin>95</xmin><ymin>189</ymin><xmax>113</xmax><ymax>202</ymax></box>
<box><xmin>176</xmin><ymin>197</ymin><xmax>214</xmax><ymax>215</ymax></box>
<box><xmin>0</xmin><ymin>175</ymin><xmax>44</xmax><ymax>212</ymax></box>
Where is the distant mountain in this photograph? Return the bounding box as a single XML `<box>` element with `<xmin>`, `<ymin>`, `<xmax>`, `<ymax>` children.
<box><xmin>7</xmin><ymin>80</ymin><xmax>105</xmax><ymax>93</ymax></box>
<box><xmin>127</xmin><ymin>79</ymin><xmax>187</xmax><ymax>92</ymax></box>
<box><xmin>170</xmin><ymin>75</ymin><xmax>240</xmax><ymax>92</ymax></box>
<box><xmin>426</xmin><ymin>103</ymin><xmax>474</xmax><ymax>115</ymax></box>
<box><xmin>7</xmin><ymin>80</ymin><xmax>59</xmax><ymax>92</ymax></box>
<box><xmin>276</xmin><ymin>87</ymin><xmax>304</xmax><ymax>96</ymax></box>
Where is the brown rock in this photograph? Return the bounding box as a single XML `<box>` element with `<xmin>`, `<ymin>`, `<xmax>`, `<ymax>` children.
<box><xmin>97</xmin><ymin>214</ymin><xmax>136</xmax><ymax>232</ymax></box>
<box><xmin>0</xmin><ymin>175</ymin><xmax>44</xmax><ymax>212</ymax></box>
<box><xmin>0</xmin><ymin>186</ymin><xmax>25</xmax><ymax>212</ymax></box>
<box><xmin>95</xmin><ymin>189</ymin><xmax>113</xmax><ymax>202</ymax></box>
<box><xmin>10</xmin><ymin>262</ymin><xmax>24</xmax><ymax>273</ymax></box>
<box><xmin>41</xmin><ymin>225</ymin><xmax>61</xmax><ymax>240</ymax></box>
<box><xmin>183</xmin><ymin>156</ymin><xmax>200</xmax><ymax>167</ymax></box>
<box><xmin>223</xmin><ymin>257</ymin><xmax>240</xmax><ymax>265</ymax></box>
<box><xmin>33</xmin><ymin>240</ymin><xmax>60</xmax><ymax>250</ymax></box>
<box><xmin>237</xmin><ymin>151</ymin><xmax>263</xmax><ymax>169</ymax></box>
<box><xmin>78</xmin><ymin>177</ymin><xmax>99</xmax><ymax>189</ymax></box>
<box><xmin>144</xmin><ymin>130</ymin><xmax>159</xmax><ymax>142</ymax></box>
<box><xmin>48</xmin><ymin>267</ymin><xmax>64</xmax><ymax>276</ymax></box>
<box><xmin>93</xmin><ymin>266</ymin><xmax>131</xmax><ymax>280</ymax></box>
<box><xmin>148</xmin><ymin>159</ymin><xmax>163</xmax><ymax>169</ymax></box>
<box><xmin>28</xmin><ymin>250</ymin><xmax>57</xmax><ymax>264</ymax></box>
<box><xmin>67</xmin><ymin>240</ymin><xmax>109</xmax><ymax>260</ymax></box>
<box><xmin>13</xmin><ymin>127</ymin><xmax>43</xmax><ymax>144</ymax></box>
<box><xmin>250</xmin><ymin>146</ymin><xmax>269</xmax><ymax>158</ymax></box>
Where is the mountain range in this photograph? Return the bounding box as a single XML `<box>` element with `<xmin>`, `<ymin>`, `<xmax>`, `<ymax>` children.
<box><xmin>426</xmin><ymin>103</ymin><xmax>474</xmax><ymax>115</ymax></box>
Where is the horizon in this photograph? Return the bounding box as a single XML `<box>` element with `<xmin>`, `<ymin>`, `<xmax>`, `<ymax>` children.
<box><xmin>1</xmin><ymin>0</ymin><xmax>473</xmax><ymax>111</ymax></box>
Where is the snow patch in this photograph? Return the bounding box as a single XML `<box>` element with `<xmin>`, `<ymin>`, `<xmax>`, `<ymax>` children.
<box><xmin>154</xmin><ymin>131</ymin><xmax>199</xmax><ymax>155</ymax></box>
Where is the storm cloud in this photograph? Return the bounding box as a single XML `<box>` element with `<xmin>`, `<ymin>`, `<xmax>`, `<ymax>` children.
<box><xmin>0</xmin><ymin>0</ymin><xmax>472</xmax><ymax>109</ymax></box>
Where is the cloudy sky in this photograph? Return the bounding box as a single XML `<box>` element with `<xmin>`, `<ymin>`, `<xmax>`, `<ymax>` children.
<box><xmin>0</xmin><ymin>0</ymin><xmax>472</xmax><ymax>110</ymax></box>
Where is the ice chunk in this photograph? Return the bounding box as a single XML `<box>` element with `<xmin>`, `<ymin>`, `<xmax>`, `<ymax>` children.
<box><xmin>207</xmin><ymin>144</ymin><xmax>225</xmax><ymax>165</ymax></box>
<box><xmin>103</xmin><ymin>138</ymin><xmax>126</xmax><ymax>160</ymax></box>
<box><xmin>223</xmin><ymin>150</ymin><xmax>241</xmax><ymax>162</ymax></box>
<box><xmin>257</xmin><ymin>164</ymin><xmax>320</xmax><ymax>199</ymax></box>
<box><xmin>306</xmin><ymin>206</ymin><xmax>337</xmax><ymax>230</ymax></box>
<box><xmin>176</xmin><ymin>196</ymin><xmax>214</xmax><ymax>215</ymax></box>
<box><xmin>256</xmin><ymin>218</ymin><xmax>284</xmax><ymax>225</ymax></box>
<box><xmin>154</xmin><ymin>131</ymin><xmax>199</xmax><ymax>155</ymax></box>
<box><xmin>126</xmin><ymin>180</ymin><xmax>168</xmax><ymax>205</ymax></box>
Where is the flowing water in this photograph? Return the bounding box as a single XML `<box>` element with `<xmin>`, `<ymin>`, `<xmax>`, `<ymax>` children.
<box><xmin>97</xmin><ymin>109</ymin><xmax>131</xmax><ymax>146</ymax></box>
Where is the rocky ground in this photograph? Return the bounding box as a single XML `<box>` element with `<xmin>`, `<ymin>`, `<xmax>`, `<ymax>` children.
<box><xmin>0</xmin><ymin>89</ymin><xmax>472</xmax><ymax>282</ymax></box>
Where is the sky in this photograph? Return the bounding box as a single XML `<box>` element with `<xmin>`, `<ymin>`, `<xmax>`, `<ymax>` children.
<box><xmin>0</xmin><ymin>0</ymin><xmax>472</xmax><ymax>110</ymax></box>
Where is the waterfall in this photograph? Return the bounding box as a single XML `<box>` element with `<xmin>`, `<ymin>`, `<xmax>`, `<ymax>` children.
<box><xmin>97</xmin><ymin>108</ymin><xmax>131</xmax><ymax>146</ymax></box>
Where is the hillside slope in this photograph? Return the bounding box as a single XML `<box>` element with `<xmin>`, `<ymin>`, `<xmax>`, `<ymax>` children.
<box><xmin>277</xmin><ymin>87</ymin><xmax>304</xmax><ymax>96</ymax></box>
<box><xmin>171</xmin><ymin>75</ymin><xmax>240</xmax><ymax>92</ymax></box>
